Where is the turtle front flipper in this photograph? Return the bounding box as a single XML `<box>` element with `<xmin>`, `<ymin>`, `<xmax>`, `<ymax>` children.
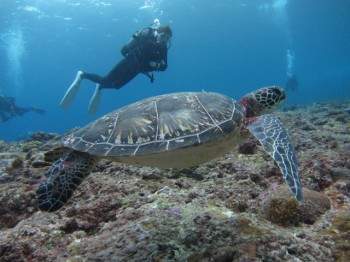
<box><xmin>247</xmin><ymin>114</ymin><xmax>303</xmax><ymax>201</ymax></box>
<box><xmin>36</xmin><ymin>151</ymin><xmax>99</xmax><ymax>212</ymax></box>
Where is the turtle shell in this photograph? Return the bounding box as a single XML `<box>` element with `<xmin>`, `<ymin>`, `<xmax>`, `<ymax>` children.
<box><xmin>63</xmin><ymin>92</ymin><xmax>245</xmax><ymax>158</ymax></box>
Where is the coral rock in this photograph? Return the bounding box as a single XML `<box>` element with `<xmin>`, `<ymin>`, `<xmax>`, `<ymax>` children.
<box><xmin>262</xmin><ymin>186</ymin><xmax>331</xmax><ymax>225</ymax></box>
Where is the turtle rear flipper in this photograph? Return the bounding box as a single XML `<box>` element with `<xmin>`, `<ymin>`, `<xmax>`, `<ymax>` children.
<box><xmin>36</xmin><ymin>151</ymin><xmax>98</xmax><ymax>212</ymax></box>
<box><xmin>247</xmin><ymin>114</ymin><xmax>303</xmax><ymax>201</ymax></box>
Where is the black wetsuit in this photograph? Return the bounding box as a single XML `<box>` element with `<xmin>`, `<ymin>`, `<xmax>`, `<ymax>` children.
<box><xmin>0</xmin><ymin>96</ymin><xmax>45</xmax><ymax>122</ymax></box>
<box><xmin>82</xmin><ymin>27</ymin><xmax>168</xmax><ymax>89</ymax></box>
<box><xmin>286</xmin><ymin>74</ymin><xmax>299</xmax><ymax>91</ymax></box>
<box><xmin>0</xmin><ymin>96</ymin><xmax>29</xmax><ymax>122</ymax></box>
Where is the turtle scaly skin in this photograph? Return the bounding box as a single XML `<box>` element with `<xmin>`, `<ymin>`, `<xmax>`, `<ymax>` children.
<box><xmin>37</xmin><ymin>86</ymin><xmax>303</xmax><ymax>212</ymax></box>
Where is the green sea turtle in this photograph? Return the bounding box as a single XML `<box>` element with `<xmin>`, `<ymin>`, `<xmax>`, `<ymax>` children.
<box><xmin>37</xmin><ymin>86</ymin><xmax>303</xmax><ymax>212</ymax></box>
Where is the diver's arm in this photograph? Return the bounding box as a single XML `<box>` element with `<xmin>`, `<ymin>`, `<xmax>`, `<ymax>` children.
<box><xmin>156</xmin><ymin>45</ymin><xmax>168</xmax><ymax>71</ymax></box>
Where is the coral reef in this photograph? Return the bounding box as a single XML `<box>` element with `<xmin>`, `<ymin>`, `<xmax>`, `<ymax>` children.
<box><xmin>25</xmin><ymin>131</ymin><xmax>58</xmax><ymax>143</ymax></box>
<box><xmin>266</xmin><ymin>196</ymin><xmax>301</xmax><ymax>226</ymax></box>
<box><xmin>10</xmin><ymin>156</ymin><xmax>24</xmax><ymax>169</ymax></box>
<box><xmin>261</xmin><ymin>185</ymin><xmax>331</xmax><ymax>226</ymax></box>
<box><xmin>326</xmin><ymin>211</ymin><xmax>350</xmax><ymax>261</ymax></box>
<box><xmin>20</xmin><ymin>141</ymin><xmax>42</xmax><ymax>153</ymax></box>
<box><xmin>0</xmin><ymin>99</ymin><xmax>349</xmax><ymax>261</ymax></box>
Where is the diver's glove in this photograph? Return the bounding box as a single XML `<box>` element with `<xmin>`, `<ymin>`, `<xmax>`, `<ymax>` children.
<box><xmin>149</xmin><ymin>61</ymin><xmax>159</xmax><ymax>68</ymax></box>
<box><xmin>149</xmin><ymin>60</ymin><xmax>165</xmax><ymax>70</ymax></box>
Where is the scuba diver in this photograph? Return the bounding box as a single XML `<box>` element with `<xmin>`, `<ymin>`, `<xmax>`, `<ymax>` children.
<box><xmin>60</xmin><ymin>20</ymin><xmax>173</xmax><ymax>115</ymax></box>
<box><xmin>286</xmin><ymin>74</ymin><xmax>299</xmax><ymax>91</ymax></box>
<box><xmin>0</xmin><ymin>95</ymin><xmax>45</xmax><ymax>123</ymax></box>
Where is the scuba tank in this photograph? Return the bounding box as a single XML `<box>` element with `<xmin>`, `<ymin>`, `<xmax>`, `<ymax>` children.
<box><xmin>121</xmin><ymin>19</ymin><xmax>160</xmax><ymax>57</ymax></box>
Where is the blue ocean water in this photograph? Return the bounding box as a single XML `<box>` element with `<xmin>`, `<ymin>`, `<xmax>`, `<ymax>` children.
<box><xmin>0</xmin><ymin>0</ymin><xmax>349</xmax><ymax>142</ymax></box>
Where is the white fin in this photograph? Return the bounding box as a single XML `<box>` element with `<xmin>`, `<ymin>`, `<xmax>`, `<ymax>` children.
<box><xmin>87</xmin><ymin>84</ymin><xmax>101</xmax><ymax>115</ymax></box>
<box><xmin>60</xmin><ymin>71</ymin><xmax>83</xmax><ymax>108</ymax></box>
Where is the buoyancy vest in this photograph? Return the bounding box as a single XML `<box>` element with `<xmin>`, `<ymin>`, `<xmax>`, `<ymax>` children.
<box><xmin>120</xmin><ymin>27</ymin><xmax>156</xmax><ymax>57</ymax></box>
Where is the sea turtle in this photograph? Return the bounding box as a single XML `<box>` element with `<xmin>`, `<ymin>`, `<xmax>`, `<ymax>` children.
<box><xmin>36</xmin><ymin>86</ymin><xmax>303</xmax><ymax>212</ymax></box>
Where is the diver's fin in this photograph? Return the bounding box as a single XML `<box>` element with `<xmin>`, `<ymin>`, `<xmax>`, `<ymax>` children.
<box><xmin>87</xmin><ymin>84</ymin><xmax>101</xmax><ymax>115</ymax></box>
<box><xmin>60</xmin><ymin>71</ymin><xmax>84</xmax><ymax>109</ymax></box>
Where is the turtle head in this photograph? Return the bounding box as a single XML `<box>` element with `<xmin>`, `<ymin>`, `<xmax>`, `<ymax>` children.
<box><xmin>239</xmin><ymin>86</ymin><xmax>286</xmax><ymax>118</ymax></box>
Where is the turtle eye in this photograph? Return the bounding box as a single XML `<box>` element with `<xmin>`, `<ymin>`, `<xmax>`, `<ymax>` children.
<box><xmin>279</xmin><ymin>91</ymin><xmax>286</xmax><ymax>100</ymax></box>
<box><xmin>271</xmin><ymin>87</ymin><xmax>286</xmax><ymax>102</ymax></box>
<box><xmin>273</xmin><ymin>88</ymin><xmax>281</xmax><ymax>96</ymax></box>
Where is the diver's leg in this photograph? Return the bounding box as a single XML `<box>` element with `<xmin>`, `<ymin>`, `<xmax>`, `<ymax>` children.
<box><xmin>81</xmin><ymin>55</ymin><xmax>139</xmax><ymax>88</ymax></box>
<box><xmin>15</xmin><ymin>106</ymin><xmax>45</xmax><ymax>116</ymax></box>
<box><xmin>30</xmin><ymin>107</ymin><xmax>45</xmax><ymax>114</ymax></box>
<box><xmin>60</xmin><ymin>71</ymin><xmax>84</xmax><ymax>108</ymax></box>
<box><xmin>82</xmin><ymin>59</ymin><xmax>133</xmax><ymax>87</ymax></box>
<box><xmin>2</xmin><ymin>115</ymin><xmax>10</xmax><ymax>122</ymax></box>
<box><xmin>81</xmin><ymin>73</ymin><xmax>106</xmax><ymax>85</ymax></box>
<box><xmin>103</xmin><ymin>58</ymin><xmax>139</xmax><ymax>89</ymax></box>
<box><xmin>60</xmin><ymin>67</ymin><xmax>117</xmax><ymax>110</ymax></box>
<box><xmin>0</xmin><ymin>112</ymin><xmax>8</xmax><ymax>122</ymax></box>
<box><xmin>14</xmin><ymin>106</ymin><xmax>30</xmax><ymax>116</ymax></box>
<box><xmin>87</xmin><ymin>59</ymin><xmax>139</xmax><ymax>115</ymax></box>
